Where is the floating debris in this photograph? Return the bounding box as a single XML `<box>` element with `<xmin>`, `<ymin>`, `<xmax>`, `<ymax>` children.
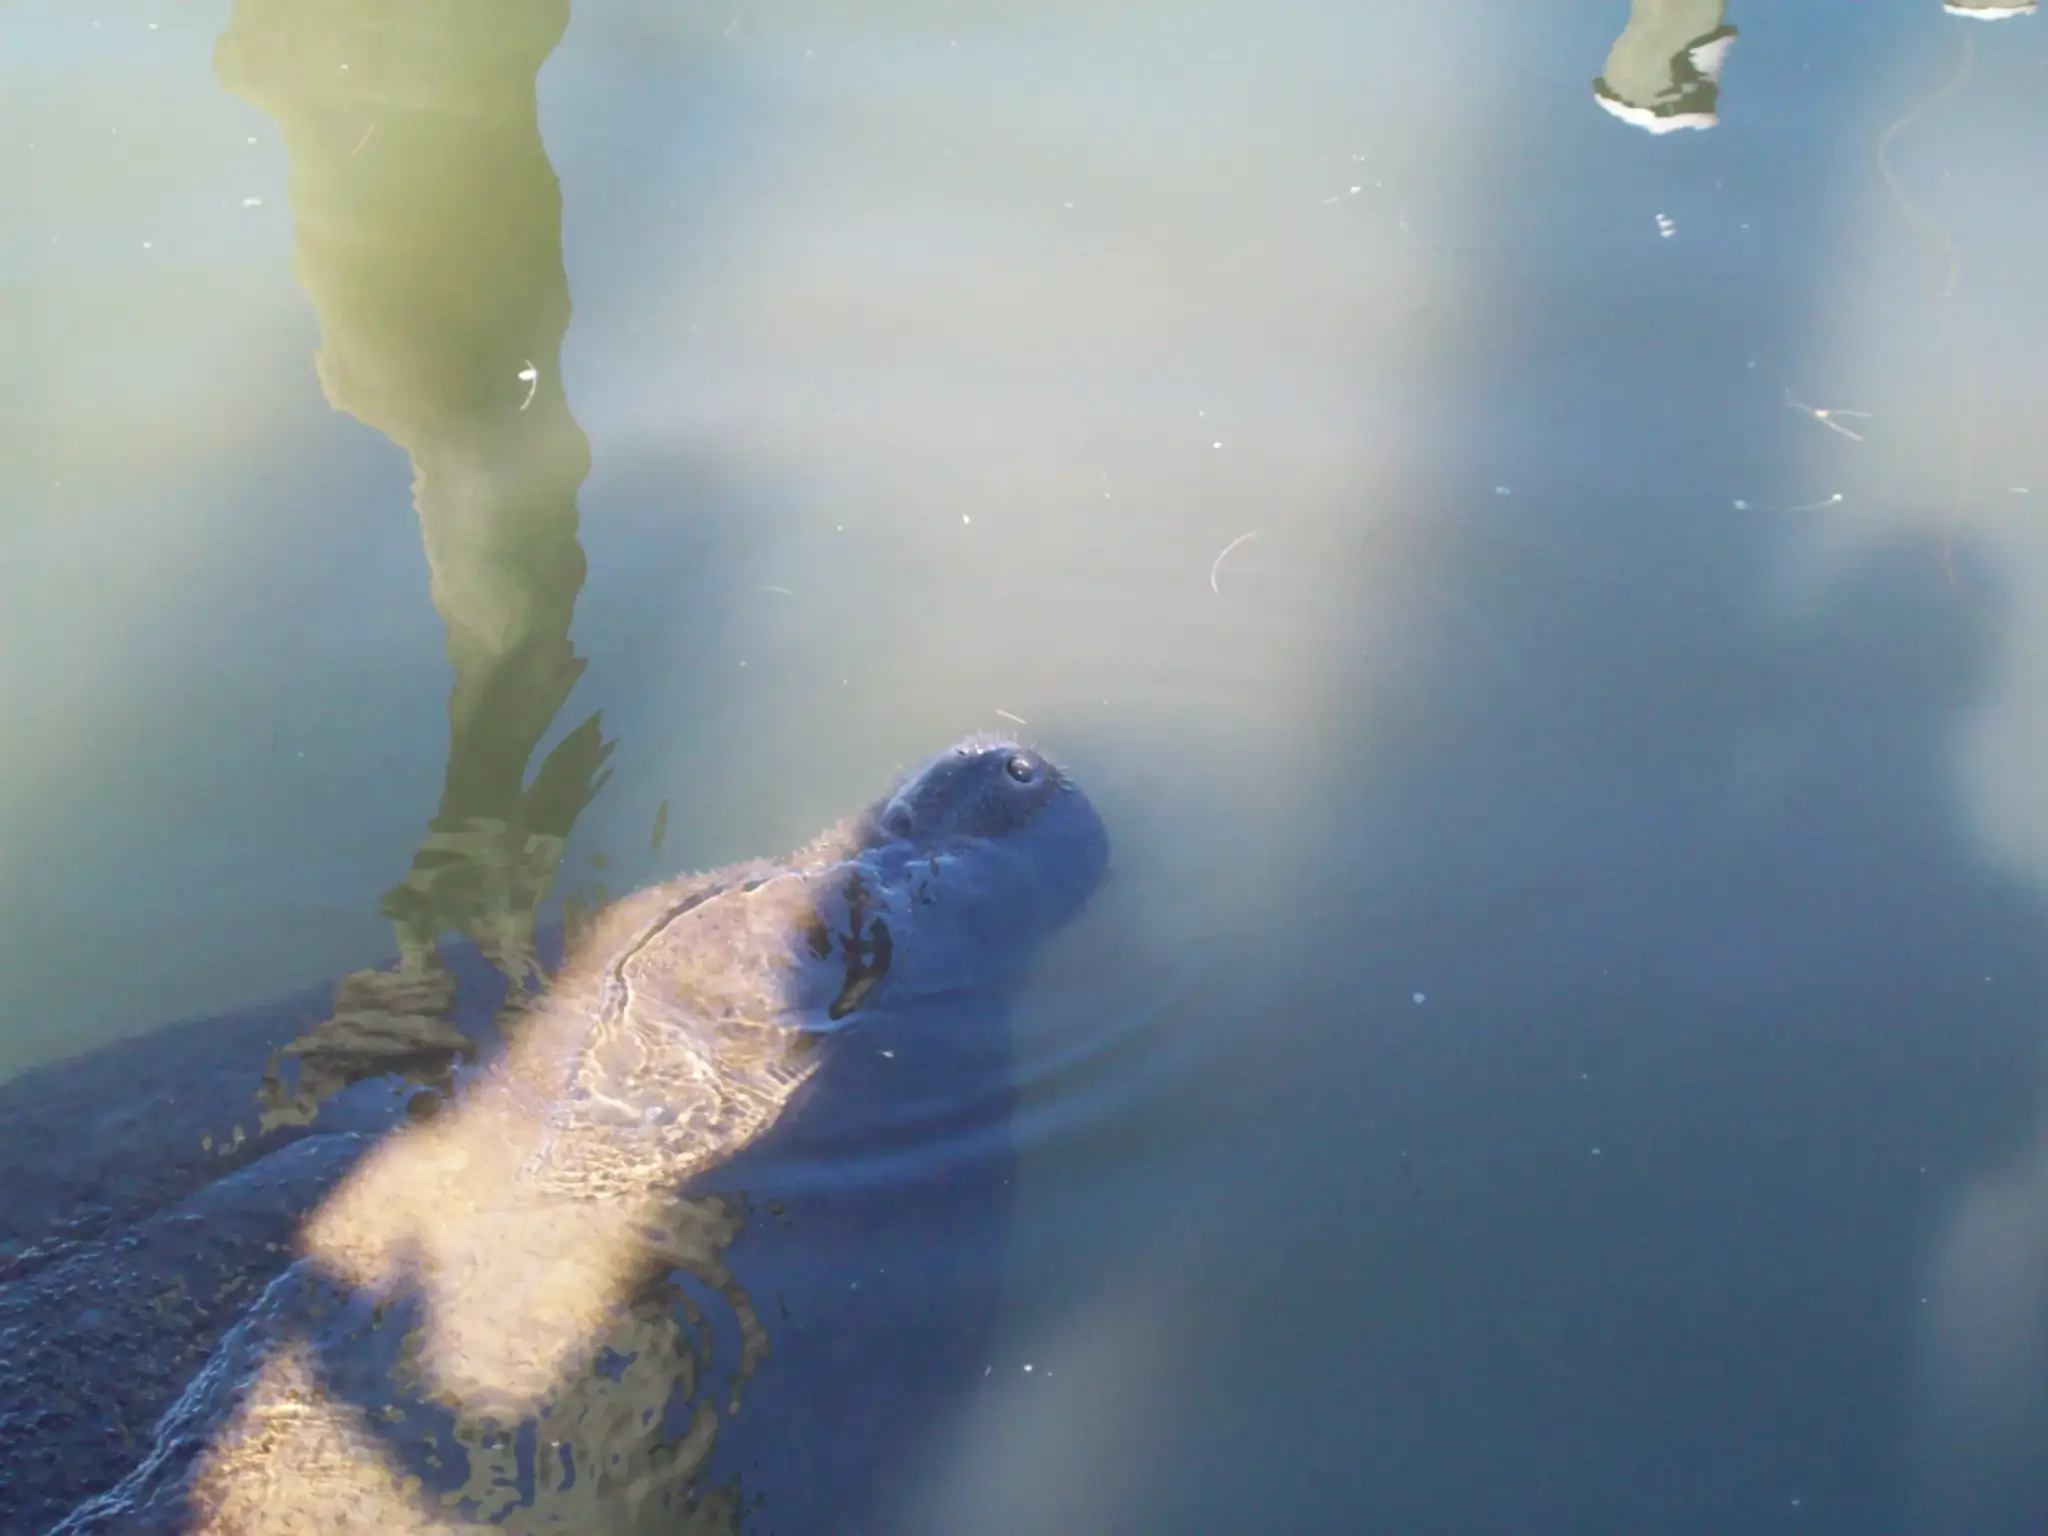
<box><xmin>1786</xmin><ymin>392</ymin><xmax>1870</xmax><ymax>441</ymax></box>
<box><xmin>1209</xmin><ymin>531</ymin><xmax>1258</xmax><ymax>594</ymax></box>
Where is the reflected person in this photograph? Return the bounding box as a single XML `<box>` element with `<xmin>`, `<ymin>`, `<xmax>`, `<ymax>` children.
<box><xmin>215</xmin><ymin>0</ymin><xmax>613</xmax><ymax>1133</ymax></box>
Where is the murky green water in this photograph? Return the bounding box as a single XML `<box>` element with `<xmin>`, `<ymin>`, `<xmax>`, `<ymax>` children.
<box><xmin>6</xmin><ymin>1</ymin><xmax>2048</xmax><ymax>1530</ymax></box>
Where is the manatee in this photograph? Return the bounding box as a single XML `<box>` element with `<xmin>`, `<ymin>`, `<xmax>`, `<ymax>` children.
<box><xmin>47</xmin><ymin>736</ymin><xmax>1107</xmax><ymax>1534</ymax></box>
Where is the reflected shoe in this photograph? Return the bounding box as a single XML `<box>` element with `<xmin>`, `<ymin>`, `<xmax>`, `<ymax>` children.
<box><xmin>1593</xmin><ymin>3</ymin><xmax>1738</xmax><ymax>135</ymax></box>
<box><xmin>1943</xmin><ymin>1</ymin><xmax>2036</xmax><ymax>17</ymax></box>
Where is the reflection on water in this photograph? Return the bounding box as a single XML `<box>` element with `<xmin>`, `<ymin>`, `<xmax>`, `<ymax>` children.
<box><xmin>4</xmin><ymin>0</ymin><xmax>621</xmax><ymax>1523</ymax></box>
<box><xmin>1592</xmin><ymin>0</ymin><xmax>2033</xmax><ymax>136</ymax></box>
<box><xmin>1593</xmin><ymin>0</ymin><xmax>1738</xmax><ymax>135</ymax></box>
<box><xmin>217</xmin><ymin>0</ymin><xmax>607</xmax><ymax>1132</ymax></box>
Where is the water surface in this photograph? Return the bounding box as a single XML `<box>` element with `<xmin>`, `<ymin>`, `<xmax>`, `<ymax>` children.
<box><xmin>6</xmin><ymin>0</ymin><xmax>2048</xmax><ymax>1531</ymax></box>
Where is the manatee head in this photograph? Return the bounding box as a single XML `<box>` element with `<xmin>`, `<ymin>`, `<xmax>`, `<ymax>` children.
<box><xmin>803</xmin><ymin>735</ymin><xmax>1109</xmax><ymax>1026</ymax></box>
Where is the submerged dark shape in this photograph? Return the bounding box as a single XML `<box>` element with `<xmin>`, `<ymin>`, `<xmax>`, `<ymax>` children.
<box><xmin>50</xmin><ymin>737</ymin><xmax>1108</xmax><ymax>1534</ymax></box>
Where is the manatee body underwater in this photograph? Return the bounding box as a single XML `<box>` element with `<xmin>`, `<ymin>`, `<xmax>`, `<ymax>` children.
<box><xmin>0</xmin><ymin>737</ymin><xmax>1108</xmax><ymax>1534</ymax></box>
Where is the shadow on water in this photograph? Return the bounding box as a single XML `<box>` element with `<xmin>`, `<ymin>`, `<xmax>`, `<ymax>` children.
<box><xmin>896</xmin><ymin>7</ymin><xmax>2048</xmax><ymax>1536</ymax></box>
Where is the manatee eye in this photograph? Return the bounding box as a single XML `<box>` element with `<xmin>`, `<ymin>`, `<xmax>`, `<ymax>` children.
<box><xmin>1005</xmin><ymin>753</ymin><xmax>1037</xmax><ymax>784</ymax></box>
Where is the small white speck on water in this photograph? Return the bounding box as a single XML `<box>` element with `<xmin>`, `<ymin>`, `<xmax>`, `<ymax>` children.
<box><xmin>879</xmin><ymin>1049</ymin><xmax>895</xmax><ymax>1058</ymax></box>
<box><xmin>1655</xmin><ymin>213</ymin><xmax>1676</xmax><ymax>238</ymax></box>
<box><xmin>247</xmin><ymin>136</ymin><xmax>258</xmax><ymax>145</ymax></box>
<box><xmin>738</xmin><ymin>660</ymin><xmax>746</xmax><ymax>668</ymax></box>
<box><xmin>242</xmin><ymin>196</ymin><xmax>263</xmax><ymax>208</ymax></box>
<box><xmin>983</xmin><ymin>1365</ymin><xmax>992</xmax><ymax>1376</ymax></box>
<box><xmin>962</xmin><ymin>512</ymin><xmax>971</xmax><ymax>524</ymax></box>
<box><xmin>1591</xmin><ymin>1147</ymin><xmax>1603</xmax><ymax>1156</ymax></box>
<box><xmin>1211</xmin><ymin>441</ymin><xmax>1223</xmax><ymax>449</ymax></box>
<box><xmin>517</xmin><ymin>362</ymin><xmax>539</xmax><ymax>410</ymax></box>
<box><xmin>835</xmin><ymin>524</ymin><xmax>844</xmax><ymax>532</ymax></box>
<box><xmin>141</xmin><ymin>240</ymin><xmax>153</xmax><ymax>249</ymax></box>
<box><xmin>995</xmin><ymin>709</ymin><xmax>1027</xmax><ymax>725</ymax></box>
<box><xmin>1733</xmin><ymin>500</ymin><xmax>1749</xmax><ymax>510</ymax></box>
<box><xmin>1023</xmin><ymin>1364</ymin><xmax>1033</xmax><ymax>1372</ymax></box>
<box><xmin>1412</xmin><ymin>992</ymin><xmax>1426</xmax><ymax>1004</ymax></box>
<box><xmin>1495</xmin><ymin>485</ymin><xmax>1511</xmax><ymax>496</ymax></box>
<box><xmin>850</xmin><ymin>1280</ymin><xmax>859</xmax><ymax>1289</ymax></box>
<box><xmin>2011</xmin><ymin>488</ymin><xmax>2031</xmax><ymax>495</ymax></box>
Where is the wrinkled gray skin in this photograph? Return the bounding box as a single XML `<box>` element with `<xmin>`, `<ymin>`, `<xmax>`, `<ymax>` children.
<box><xmin>49</xmin><ymin>736</ymin><xmax>1107</xmax><ymax>1534</ymax></box>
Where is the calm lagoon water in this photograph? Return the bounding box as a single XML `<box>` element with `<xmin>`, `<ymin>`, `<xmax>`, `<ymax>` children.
<box><xmin>5</xmin><ymin>0</ymin><xmax>2048</xmax><ymax>1530</ymax></box>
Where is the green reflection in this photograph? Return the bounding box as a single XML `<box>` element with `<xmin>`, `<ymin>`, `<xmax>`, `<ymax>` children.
<box><xmin>1592</xmin><ymin>0</ymin><xmax>2035</xmax><ymax>136</ymax></box>
<box><xmin>1591</xmin><ymin>0</ymin><xmax>1736</xmax><ymax>135</ymax></box>
<box><xmin>215</xmin><ymin>0</ymin><xmax>612</xmax><ymax>1128</ymax></box>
